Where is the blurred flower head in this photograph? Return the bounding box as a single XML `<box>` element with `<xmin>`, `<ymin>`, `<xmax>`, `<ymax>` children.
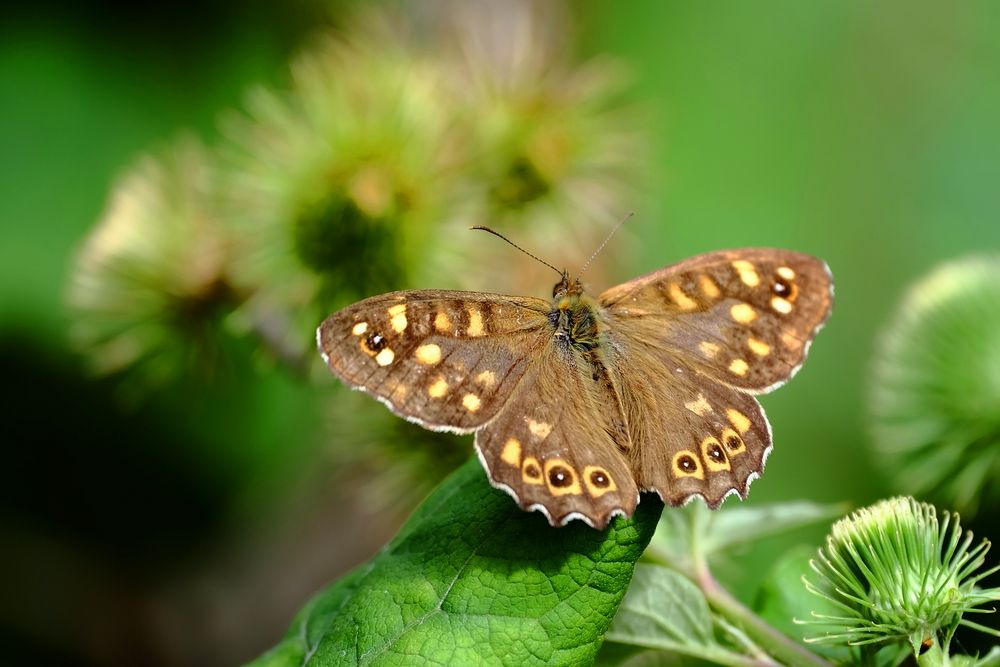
<box><xmin>869</xmin><ymin>255</ymin><xmax>1000</xmax><ymax>516</ymax></box>
<box><xmin>802</xmin><ymin>497</ymin><xmax>1000</xmax><ymax>657</ymax></box>
<box><xmin>417</xmin><ymin>0</ymin><xmax>647</xmax><ymax>293</ymax></box>
<box><xmin>68</xmin><ymin>138</ymin><xmax>239</xmax><ymax>388</ymax></box>
<box><xmin>221</xmin><ymin>26</ymin><xmax>455</xmax><ymax>358</ymax></box>
<box><xmin>219</xmin><ymin>1</ymin><xmax>649</xmax><ymax>361</ymax></box>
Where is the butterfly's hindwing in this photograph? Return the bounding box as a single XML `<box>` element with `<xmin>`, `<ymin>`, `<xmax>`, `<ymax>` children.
<box><xmin>474</xmin><ymin>337</ymin><xmax>638</xmax><ymax>529</ymax></box>
<box><xmin>601</xmin><ymin>249</ymin><xmax>832</xmax><ymax>393</ymax></box>
<box><xmin>317</xmin><ymin>290</ymin><xmax>550</xmax><ymax>432</ymax></box>
<box><xmin>608</xmin><ymin>338</ymin><xmax>773</xmax><ymax>507</ymax></box>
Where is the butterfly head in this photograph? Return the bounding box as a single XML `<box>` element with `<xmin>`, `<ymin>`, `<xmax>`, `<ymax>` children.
<box><xmin>551</xmin><ymin>272</ymin><xmax>585</xmax><ymax>302</ymax></box>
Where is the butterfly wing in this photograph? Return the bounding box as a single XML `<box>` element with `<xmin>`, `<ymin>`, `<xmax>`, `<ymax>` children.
<box><xmin>597</xmin><ymin>249</ymin><xmax>833</xmax><ymax>507</ymax></box>
<box><xmin>608</xmin><ymin>339</ymin><xmax>773</xmax><ymax>507</ymax></box>
<box><xmin>474</xmin><ymin>336</ymin><xmax>639</xmax><ymax>529</ymax></box>
<box><xmin>600</xmin><ymin>249</ymin><xmax>833</xmax><ymax>392</ymax></box>
<box><xmin>317</xmin><ymin>290</ymin><xmax>551</xmax><ymax>432</ymax></box>
<box><xmin>318</xmin><ymin>249</ymin><xmax>833</xmax><ymax>526</ymax></box>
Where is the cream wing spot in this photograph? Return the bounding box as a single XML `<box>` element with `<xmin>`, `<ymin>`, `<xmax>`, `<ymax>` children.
<box><xmin>730</xmin><ymin>303</ymin><xmax>757</xmax><ymax>324</ymax></box>
<box><xmin>388</xmin><ymin>303</ymin><xmax>407</xmax><ymax>333</ymax></box>
<box><xmin>699</xmin><ymin>341</ymin><xmax>721</xmax><ymax>358</ymax></box>
<box><xmin>462</xmin><ymin>393</ymin><xmax>481</xmax><ymax>412</ymax></box>
<box><xmin>467</xmin><ymin>308</ymin><xmax>485</xmax><ymax>337</ymax></box>
<box><xmin>475</xmin><ymin>370</ymin><xmax>497</xmax><ymax>387</ymax></box>
<box><xmin>684</xmin><ymin>393</ymin><xmax>713</xmax><ymax>416</ymax></box>
<box><xmin>669</xmin><ymin>283</ymin><xmax>698</xmax><ymax>311</ymax></box>
<box><xmin>414</xmin><ymin>343</ymin><xmax>442</xmax><ymax>365</ymax></box>
<box><xmin>427</xmin><ymin>377</ymin><xmax>448</xmax><ymax>398</ymax></box>
<box><xmin>732</xmin><ymin>260</ymin><xmax>761</xmax><ymax>287</ymax></box>
<box><xmin>501</xmin><ymin>438</ymin><xmax>521</xmax><ymax>467</ymax></box>
<box><xmin>729</xmin><ymin>359</ymin><xmax>749</xmax><ymax>376</ymax></box>
<box><xmin>726</xmin><ymin>408</ymin><xmax>752</xmax><ymax>435</ymax></box>
<box><xmin>782</xmin><ymin>330</ymin><xmax>804</xmax><ymax>350</ymax></box>
<box><xmin>434</xmin><ymin>310</ymin><xmax>452</xmax><ymax>333</ymax></box>
<box><xmin>351</xmin><ymin>321</ymin><xmax>368</xmax><ymax>336</ymax></box>
<box><xmin>771</xmin><ymin>296</ymin><xmax>793</xmax><ymax>314</ymax></box>
<box><xmin>375</xmin><ymin>348</ymin><xmax>395</xmax><ymax>366</ymax></box>
<box><xmin>777</xmin><ymin>266</ymin><xmax>796</xmax><ymax>281</ymax></box>
<box><xmin>747</xmin><ymin>337</ymin><xmax>771</xmax><ymax>356</ymax></box>
<box><xmin>526</xmin><ymin>418</ymin><xmax>552</xmax><ymax>440</ymax></box>
<box><xmin>699</xmin><ymin>275</ymin><xmax>721</xmax><ymax>299</ymax></box>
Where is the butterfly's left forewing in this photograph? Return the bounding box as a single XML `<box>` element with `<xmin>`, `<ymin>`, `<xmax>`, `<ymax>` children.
<box><xmin>317</xmin><ymin>290</ymin><xmax>551</xmax><ymax>432</ymax></box>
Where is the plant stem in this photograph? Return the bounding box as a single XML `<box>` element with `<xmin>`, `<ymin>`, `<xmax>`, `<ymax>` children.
<box><xmin>694</xmin><ymin>559</ymin><xmax>833</xmax><ymax>667</ymax></box>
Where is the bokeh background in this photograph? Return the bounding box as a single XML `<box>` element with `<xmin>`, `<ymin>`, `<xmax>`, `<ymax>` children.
<box><xmin>2</xmin><ymin>1</ymin><xmax>999</xmax><ymax>665</ymax></box>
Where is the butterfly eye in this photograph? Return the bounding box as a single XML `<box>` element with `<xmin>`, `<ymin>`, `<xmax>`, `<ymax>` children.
<box><xmin>583</xmin><ymin>465</ymin><xmax>617</xmax><ymax>498</ymax></box>
<box><xmin>771</xmin><ymin>270</ymin><xmax>800</xmax><ymax>301</ymax></box>
<box><xmin>671</xmin><ymin>450</ymin><xmax>705</xmax><ymax>480</ymax></box>
<box><xmin>365</xmin><ymin>332</ymin><xmax>387</xmax><ymax>352</ymax></box>
<box><xmin>701</xmin><ymin>436</ymin><xmax>731</xmax><ymax>472</ymax></box>
<box><xmin>548</xmin><ymin>465</ymin><xmax>573</xmax><ymax>487</ymax></box>
<box><xmin>552</xmin><ymin>274</ymin><xmax>573</xmax><ymax>298</ymax></box>
<box><xmin>721</xmin><ymin>428</ymin><xmax>747</xmax><ymax>456</ymax></box>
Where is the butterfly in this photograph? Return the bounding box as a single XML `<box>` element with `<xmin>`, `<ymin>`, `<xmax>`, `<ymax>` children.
<box><xmin>317</xmin><ymin>247</ymin><xmax>833</xmax><ymax>529</ymax></box>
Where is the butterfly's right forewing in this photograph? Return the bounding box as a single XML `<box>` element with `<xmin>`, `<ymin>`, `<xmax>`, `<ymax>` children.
<box><xmin>317</xmin><ymin>290</ymin><xmax>551</xmax><ymax>433</ymax></box>
<box><xmin>600</xmin><ymin>249</ymin><xmax>832</xmax><ymax>393</ymax></box>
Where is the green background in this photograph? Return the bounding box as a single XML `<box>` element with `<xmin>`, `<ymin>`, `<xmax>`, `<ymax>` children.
<box><xmin>2</xmin><ymin>1</ymin><xmax>998</xmax><ymax>665</ymax></box>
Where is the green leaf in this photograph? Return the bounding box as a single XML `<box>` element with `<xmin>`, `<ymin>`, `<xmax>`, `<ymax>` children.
<box><xmin>249</xmin><ymin>457</ymin><xmax>663</xmax><ymax>667</ymax></box>
<box><xmin>605</xmin><ymin>564</ymin><xmax>754</xmax><ymax>666</ymax></box>
<box><xmin>954</xmin><ymin>646</ymin><xmax>1000</xmax><ymax>667</ymax></box>
<box><xmin>700</xmin><ymin>501</ymin><xmax>847</xmax><ymax>553</ymax></box>
<box><xmin>755</xmin><ymin>545</ymin><xmax>850</xmax><ymax>664</ymax></box>
<box><xmin>648</xmin><ymin>500</ymin><xmax>846</xmax><ymax>568</ymax></box>
<box><xmin>605</xmin><ymin>564</ymin><xmax>715</xmax><ymax>651</ymax></box>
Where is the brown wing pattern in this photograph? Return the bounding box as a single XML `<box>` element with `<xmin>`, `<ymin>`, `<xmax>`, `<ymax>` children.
<box><xmin>600</xmin><ymin>249</ymin><xmax>833</xmax><ymax>393</ymax></box>
<box><xmin>317</xmin><ymin>290</ymin><xmax>550</xmax><ymax>433</ymax></box>
<box><xmin>595</xmin><ymin>248</ymin><xmax>832</xmax><ymax>508</ymax></box>
<box><xmin>474</xmin><ymin>338</ymin><xmax>639</xmax><ymax>529</ymax></box>
<box><xmin>607</xmin><ymin>332</ymin><xmax>773</xmax><ymax>508</ymax></box>
<box><xmin>318</xmin><ymin>248</ymin><xmax>833</xmax><ymax>529</ymax></box>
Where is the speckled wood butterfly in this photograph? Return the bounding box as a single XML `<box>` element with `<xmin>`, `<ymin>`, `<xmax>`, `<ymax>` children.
<box><xmin>317</xmin><ymin>248</ymin><xmax>832</xmax><ymax>529</ymax></box>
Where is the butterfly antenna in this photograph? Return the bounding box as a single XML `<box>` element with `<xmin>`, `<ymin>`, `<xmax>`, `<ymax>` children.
<box><xmin>470</xmin><ymin>226</ymin><xmax>564</xmax><ymax>277</ymax></box>
<box><xmin>579</xmin><ymin>211</ymin><xmax>634</xmax><ymax>277</ymax></box>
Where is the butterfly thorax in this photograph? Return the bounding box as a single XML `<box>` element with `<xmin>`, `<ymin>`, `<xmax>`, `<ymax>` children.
<box><xmin>550</xmin><ymin>275</ymin><xmax>603</xmax><ymax>352</ymax></box>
